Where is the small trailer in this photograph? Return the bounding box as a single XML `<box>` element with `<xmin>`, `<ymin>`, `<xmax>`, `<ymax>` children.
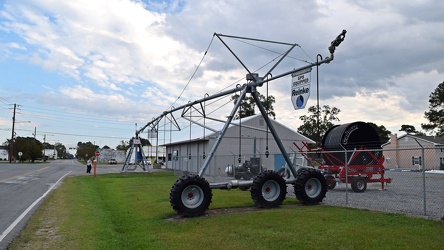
<box><xmin>294</xmin><ymin>122</ymin><xmax>392</xmax><ymax>192</ymax></box>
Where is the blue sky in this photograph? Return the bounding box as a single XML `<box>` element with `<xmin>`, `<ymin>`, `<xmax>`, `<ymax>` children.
<box><xmin>1</xmin><ymin>0</ymin><xmax>443</xmax><ymax>149</ymax></box>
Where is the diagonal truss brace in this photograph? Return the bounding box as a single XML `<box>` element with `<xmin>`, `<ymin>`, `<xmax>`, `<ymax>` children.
<box><xmin>134</xmin><ymin>30</ymin><xmax>347</xmax><ymax>178</ymax></box>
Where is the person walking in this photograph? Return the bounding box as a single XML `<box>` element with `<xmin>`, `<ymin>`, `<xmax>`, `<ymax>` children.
<box><xmin>86</xmin><ymin>158</ymin><xmax>92</xmax><ymax>173</ymax></box>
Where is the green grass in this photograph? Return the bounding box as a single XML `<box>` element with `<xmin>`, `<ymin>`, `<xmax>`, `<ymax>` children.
<box><xmin>9</xmin><ymin>172</ymin><xmax>444</xmax><ymax>249</ymax></box>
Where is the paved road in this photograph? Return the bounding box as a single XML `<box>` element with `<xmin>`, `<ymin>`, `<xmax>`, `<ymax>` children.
<box><xmin>0</xmin><ymin>159</ymin><xmax>122</xmax><ymax>249</ymax></box>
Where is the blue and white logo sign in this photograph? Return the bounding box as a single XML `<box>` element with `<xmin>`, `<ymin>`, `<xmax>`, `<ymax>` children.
<box><xmin>291</xmin><ymin>67</ymin><xmax>312</xmax><ymax>110</ymax></box>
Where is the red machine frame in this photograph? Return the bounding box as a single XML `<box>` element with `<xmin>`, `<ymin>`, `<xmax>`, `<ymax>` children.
<box><xmin>293</xmin><ymin>141</ymin><xmax>392</xmax><ymax>192</ymax></box>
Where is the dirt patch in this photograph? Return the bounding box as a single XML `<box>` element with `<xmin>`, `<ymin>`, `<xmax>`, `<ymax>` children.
<box><xmin>166</xmin><ymin>204</ymin><xmax>302</xmax><ymax>221</ymax></box>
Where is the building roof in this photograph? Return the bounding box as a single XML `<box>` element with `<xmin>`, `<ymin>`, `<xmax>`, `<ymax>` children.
<box><xmin>384</xmin><ymin>134</ymin><xmax>444</xmax><ymax>146</ymax></box>
<box><xmin>163</xmin><ymin>114</ymin><xmax>314</xmax><ymax>146</ymax></box>
<box><xmin>413</xmin><ymin>135</ymin><xmax>444</xmax><ymax>145</ymax></box>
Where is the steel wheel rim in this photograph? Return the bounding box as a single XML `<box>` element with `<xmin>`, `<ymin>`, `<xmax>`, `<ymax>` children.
<box><xmin>305</xmin><ymin>178</ymin><xmax>322</xmax><ymax>198</ymax></box>
<box><xmin>357</xmin><ymin>179</ymin><xmax>364</xmax><ymax>190</ymax></box>
<box><xmin>262</xmin><ymin>180</ymin><xmax>280</xmax><ymax>201</ymax></box>
<box><xmin>181</xmin><ymin>185</ymin><xmax>204</xmax><ymax>208</ymax></box>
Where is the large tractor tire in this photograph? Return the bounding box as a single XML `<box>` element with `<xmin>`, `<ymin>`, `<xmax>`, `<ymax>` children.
<box><xmin>351</xmin><ymin>176</ymin><xmax>367</xmax><ymax>193</ymax></box>
<box><xmin>294</xmin><ymin>168</ymin><xmax>327</xmax><ymax>205</ymax></box>
<box><xmin>250</xmin><ymin>170</ymin><xmax>287</xmax><ymax>208</ymax></box>
<box><xmin>170</xmin><ymin>174</ymin><xmax>212</xmax><ymax>217</ymax></box>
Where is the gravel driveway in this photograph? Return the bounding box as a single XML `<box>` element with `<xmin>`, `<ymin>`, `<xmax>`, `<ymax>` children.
<box><xmin>287</xmin><ymin>170</ymin><xmax>444</xmax><ymax>220</ymax></box>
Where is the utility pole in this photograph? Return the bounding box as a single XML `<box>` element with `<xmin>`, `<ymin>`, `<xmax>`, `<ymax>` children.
<box><xmin>43</xmin><ymin>134</ymin><xmax>46</xmax><ymax>161</ymax></box>
<box><xmin>9</xmin><ymin>104</ymin><xmax>16</xmax><ymax>163</ymax></box>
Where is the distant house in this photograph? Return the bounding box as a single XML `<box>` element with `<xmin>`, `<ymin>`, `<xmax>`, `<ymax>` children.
<box><xmin>142</xmin><ymin>146</ymin><xmax>166</xmax><ymax>163</ymax></box>
<box><xmin>163</xmin><ymin>114</ymin><xmax>314</xmax><ymax>177</ymax></box>
<box><xmin>382</xmin><ymin>134</ymin><xmax>444</xmax><ymax>170</ymax></box>
<box><xmin>0</xmin><ymin>146</ymin><xmax>9</xmax><ymax>161</ymax></box>
<box><xmin>96</xmin><ymin>148</ymin><xmax>126</xmax><ymax>163</ymax></box>
<box><xmin>43</xmin><ymin>149</ymin><xmax>57</xmax><ymax>159</ymax></box>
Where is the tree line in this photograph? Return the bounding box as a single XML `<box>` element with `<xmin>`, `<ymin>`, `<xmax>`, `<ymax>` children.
<box><xmin>1</xmin><ymin>137</ymin><xmax>70</xmax><ymax>162</ymax></box>
<box><xmin>1</xmin><ymin>134</ymin><xmax>153</xmax><ymax>163</ymax></box>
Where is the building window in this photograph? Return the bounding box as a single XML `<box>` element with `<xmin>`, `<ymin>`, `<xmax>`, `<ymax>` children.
<box><xmin>167</xmin><ymin>153</ymin><xmax>172</xmax><ymax>161</ymax></box>
<box><xmin>172</xmin><ymin>150</ymin><xmax>178</xmax><ymax>160</ymax></box>
<box><xmin>440</xmin><ymin>157</ymin><xmax>444</xmax><ymax>168</ymax></box>
<box><xmin>412</xmin><ymin>156</ymin><xmax>422</xmax><ymax>165</ymax></box>
<box><xmin>440</xmin><ymin>147</ymin><xmax>444</xmax><ymax>153</ymax></box>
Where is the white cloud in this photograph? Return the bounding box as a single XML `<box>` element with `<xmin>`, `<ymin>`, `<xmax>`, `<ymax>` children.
<box><xmin>1</xmin><ymin>0</ymin><xmax>443</xmax><ymax>146</ymax></box>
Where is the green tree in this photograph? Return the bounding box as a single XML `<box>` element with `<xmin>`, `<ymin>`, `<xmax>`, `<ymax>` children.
<box><xmin>116</xmin><ymin>140</ymin><xmax>130</xmax><ymax>151</ymax></box>
<box><xmin>367</xmin><ymin>122</ymin><xmax>391</xmax><ymax>144</ymax></box>
<box><xmin>43</xmin><ymin>142</ymin><xmax>54</xmax><ymax>149</ymax></box>
<box><xmin>231</xmin><ymin>93</ymin><xmax>276</xmax><ymax>119</ymax></box>
<box><xmin>10</xmin><ymin>137</ymin><xmax>43</xmax><ymax>162</ymax></box>
<box><xmin>422</xmin><ymin>81</ymin><xmax>444</xmax><ymax>136</ymax></box>
<box><xmin>399</xmin><ymin>125</ymin><xmax>418</xmax><ymax>135</ymax></box>
<box><xmin>297</xmin><ymin>105</ymin><xmax>341</xmax><ymax>145</ymax></box>
<box><xmin>115</xmin><ymin>138</ymin><xmax>151</xmax><ymax>152</ymax></box>
<box><xmin>76</xmin><ymin>141</ymin><xmax>98</xmax><ymax>160</ymax></box>
<box><xmin>54</xmin><ymin>142</ymin><xmax>66</xmax><ymax>159</ymax></box>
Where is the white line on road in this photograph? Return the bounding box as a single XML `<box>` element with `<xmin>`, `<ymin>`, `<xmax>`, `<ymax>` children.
<box><xmin>0</xmin><ymin>171</ymin><xmax>72</xmax><ymax>243</ymax></box>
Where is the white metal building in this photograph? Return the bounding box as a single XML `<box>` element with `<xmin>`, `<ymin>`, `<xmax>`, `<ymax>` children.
<box><xmin>163</xmin><ymin>114</ymin><xmax>314</xmax><ymax>178</ymax></box>
<box><xmin>42</xmin><ymin>149</ymin><xmax>57</xmax><ymax>159</ymax></box>
<box><xmin>0</xmin><ymin>146</ymin><xmax>9</xmax><ymax>161</ymax></box>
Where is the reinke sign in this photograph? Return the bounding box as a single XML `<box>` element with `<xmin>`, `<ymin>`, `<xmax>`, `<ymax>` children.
<box><xmin>291</xmin><ymin>67</ymin><xmax>312</xmax><ymax>110</ymax></box>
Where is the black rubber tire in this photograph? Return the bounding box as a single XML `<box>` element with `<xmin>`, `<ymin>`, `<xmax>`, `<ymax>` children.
<box><xmin>294</xmin><ymin>168</ymin><xmax>327</xmax><ymax>205</ymax></box>
<box><xmin>170</xmin><ymin>174</ymin><xmax>212</xmax><ymax>217</ymax></box>
<box><xmin>296</xmin><ymin>167</ymin><xmax>307</xmax><ymax>175</ymax></box>
<box><xmin>325</xmin><ymin>175</ymin><xmax>336</xmax><ymax>190</ymax></box>
<box><xmin>351</xmin><ymin>176</ymin><xmax>367</xmax><ymax>193</ymax></box>
<box><xmin>250</xmin><ymin>170</ymin><xmax>287</xmax><ymax>208</ymax></box>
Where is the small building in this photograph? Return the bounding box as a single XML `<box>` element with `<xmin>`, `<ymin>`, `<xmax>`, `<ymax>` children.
<box><xmin>43</xmin><ymin>149</ymin><xmax>57</xmax><ymax>159</ymax></box>
<box><xmin>383</xmin><ymin>134</ymin><xmax>444</xmax><ymax>170</ymax></box>
<box><xmin>142</xmin><ymin>146</ymin><xmax>166</xmax><ymax>163</ymax></box>
<box><xmin>97</xmin><ymin>149</ymin><xmax>126</xmax><ymax>163</ymax></box>
<box><xmin>163</xmin><ymin>114</ymin><xmax>314</xmax><ymax>177</ymax></box>
<box><xmin>0</xmin><ymin>146</ymin><xmax>9</xmax><ymax>161</ymax></box>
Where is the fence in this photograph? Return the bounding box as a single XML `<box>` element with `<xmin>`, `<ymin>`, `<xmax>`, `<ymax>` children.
<box><xmin>296</xmin><ymin>147</ymin><xmax>444</xmax><ymax>220</ymax></box>
<box><xmin>165</xmin><ymin>147</ymin><xmax>444</xmax><ymax>220</ymax></box>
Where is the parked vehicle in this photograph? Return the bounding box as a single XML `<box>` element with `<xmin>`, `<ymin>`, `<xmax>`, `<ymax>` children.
<box><xmin>108</xmin><ymin>158</ymin><xmax>117</xmax><ymax>164</ymax></box>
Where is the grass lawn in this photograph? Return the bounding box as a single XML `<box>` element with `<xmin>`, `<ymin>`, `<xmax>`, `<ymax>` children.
<box><xmin>9</xmin><ymin>171</ymin><xmax>444</xmax><ymax>249</ymax></box>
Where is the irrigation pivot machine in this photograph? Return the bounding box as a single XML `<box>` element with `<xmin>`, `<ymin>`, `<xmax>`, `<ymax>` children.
<box><xmin>136</xmin><ymin>30</ymin><xmax>346</xmax><ymax>217</ymax></box>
